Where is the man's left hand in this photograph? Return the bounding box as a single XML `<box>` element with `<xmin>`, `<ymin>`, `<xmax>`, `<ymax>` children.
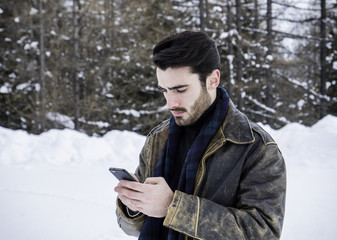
<box><xmin>114</xmin><ymin>177</ymin><xmax>174</xmax><ymax>218</ymax></box>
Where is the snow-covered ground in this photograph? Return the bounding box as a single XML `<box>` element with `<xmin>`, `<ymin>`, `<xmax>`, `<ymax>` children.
<box><xmin>0</xmin><ymin>115</ymin><xmax>337</xmax><ymax>240</ymax></box>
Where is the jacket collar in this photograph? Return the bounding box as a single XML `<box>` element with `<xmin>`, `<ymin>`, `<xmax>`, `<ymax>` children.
<box><xmin>212</xmin><ymin>100</ymin><xmax>255</xmax><ymax>145</ymax></box>
<box><xmin>152</xmin><ymin>100</ymin><xmax>255</xmax><ymax>152</ymax></box>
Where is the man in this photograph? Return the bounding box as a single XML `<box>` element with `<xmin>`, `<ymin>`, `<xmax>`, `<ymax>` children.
<box><xmin>114</xmin><ymin>31</ymin><xmax>286</xmax><ymax>240</ymax></box>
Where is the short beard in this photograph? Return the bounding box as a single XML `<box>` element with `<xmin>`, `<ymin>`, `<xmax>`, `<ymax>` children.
<box><xmin>174</xmin><ymin>87</ymin><xmax>212</xmax><ymax>126</ymax></box>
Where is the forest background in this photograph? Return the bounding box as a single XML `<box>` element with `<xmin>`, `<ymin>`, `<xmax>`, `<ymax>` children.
<box><xmin>0</xmin><ymin>0</ymin><xmax>336</xmax><ymax>136</ymax></box>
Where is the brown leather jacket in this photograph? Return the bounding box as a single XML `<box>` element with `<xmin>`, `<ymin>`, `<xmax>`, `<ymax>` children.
<box><xmin>116</xmin><ymin>100</ymin><xmax>286</xmax><ymax>240</ymax></box>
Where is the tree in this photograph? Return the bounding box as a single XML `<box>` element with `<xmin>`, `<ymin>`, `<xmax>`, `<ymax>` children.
<box><xmin>0</xmin><ymin>0</ymin><xmax>336</xmax><ymax>136</ymax></box>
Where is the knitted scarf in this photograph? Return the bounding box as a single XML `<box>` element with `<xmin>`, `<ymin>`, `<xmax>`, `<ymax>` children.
<box><xmin>139</xmin><ymin>87</ymin><xmax>229</xmax><ymax>240</ymax></box>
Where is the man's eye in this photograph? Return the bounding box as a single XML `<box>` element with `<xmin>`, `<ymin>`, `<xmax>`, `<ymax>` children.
<box><xmin>176</xmin><ymin>88</ymin><xmax>187</xmax><ymax>93</ymax></box>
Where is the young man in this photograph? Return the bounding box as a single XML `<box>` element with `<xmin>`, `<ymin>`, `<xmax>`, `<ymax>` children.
<box><xmin>114</xmin><ymin>31</ymin><xmax>286</xmax><ymax>240</ymax></box>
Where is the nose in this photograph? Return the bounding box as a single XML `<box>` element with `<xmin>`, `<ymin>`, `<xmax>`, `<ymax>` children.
<box><xmin>165</xmin><ymin>92</ymin><xmax>179</xmax><ymax>110</ymax></box>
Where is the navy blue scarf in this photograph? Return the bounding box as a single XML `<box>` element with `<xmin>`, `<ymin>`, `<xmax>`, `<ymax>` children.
<box><xmin>139</xmin><ymin>87</ymin><xmax>229</xmax><ymax>240</ymax></box>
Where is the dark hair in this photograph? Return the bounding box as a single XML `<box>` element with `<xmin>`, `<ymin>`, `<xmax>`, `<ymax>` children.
<box><xmin>152</xmin><ymin>31</ymin><xmax>220</xmax><ymax>84</ymax></box>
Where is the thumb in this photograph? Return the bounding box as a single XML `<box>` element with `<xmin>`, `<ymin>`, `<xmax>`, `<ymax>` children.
<box><xmin>130</xmin><ymin>173</ymin><xmax>139</xmax><ymax>182</ymax></box>
<box><xmin>144</xmin><ymin>177</ymin><xmax>164</xmax><ymax>185</ymax></box>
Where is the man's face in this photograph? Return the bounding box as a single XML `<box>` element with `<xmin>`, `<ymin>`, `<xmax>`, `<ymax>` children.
<box><xmin>156</xmin><ymin>66</ymin><xmax>212</xmax><ymax>126</ymax></box>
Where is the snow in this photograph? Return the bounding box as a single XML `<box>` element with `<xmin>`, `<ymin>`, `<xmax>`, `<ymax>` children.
<box><xmin>46</xmin><ymin>112</ymin><xmax>75</xmax><ymax>129</ymax></box>
<box><xmin>272</xmin><ymin>0</ymin><xmax>320</xmax><ymax>54</ymax></box>
<box><xmin>1</xmin><ymin>115</ymin><xmax>337</xmax><ymax>240</ymax></box>
<box><xmin>24</xmin><ymin>41</ymin><xmax>39</xmax><ymax>51</ymax></box>
<box><xmin>0</xmin><ymin>83</ymin><xmax>11</xmax><ymax>94</ymax></box>
<box><xmin>333</xmin><ymin>61</ymin><xmax>337</xmax><ymax>70</ymax></box>
<box><xmin>29</xmin><ymin>8</ymin><xmax>38</xmax><ymax>15</ymax></box>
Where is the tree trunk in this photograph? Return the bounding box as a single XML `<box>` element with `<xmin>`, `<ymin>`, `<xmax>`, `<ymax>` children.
<box><xmin>235</xmin><ymin>0</ymin><xmax>243</xmax><ymax>109</ymax></box>
<box><xmin>73</xmin><ymin>0</ymin><xmax>80</xmax><ymax>130</ymax></box>
<box><xmin>105</xmin><ymin>0</ymin><xmax>113</xmax><ymax>41</ymax></box>
<box><xmin>39</xmin><ymin>0</ymin><xmax>46</xmax><ymax>131</ymax></box>
<box><xmin>254</xmin><ymin>0</ymin><xmax>261</xmax><ymax>83</ymax></box>
<box><xmin>320</xmin><ymin>0</ymin><xmax>327</xmax><ymax>118</ymax></box>
<box><xmin>199</xmin><ymin>0</ymin><xmax>205</xmax><ymax>31</ymax></box>
<box><xmin>266</xmin><ymin>0</ymin><xmax>274</xmax><ymax>111</ymax></box>
<box><xmin>226</xmin><ymin>0</ymin><xmax>234</xmax><ymax>95</ymax></box>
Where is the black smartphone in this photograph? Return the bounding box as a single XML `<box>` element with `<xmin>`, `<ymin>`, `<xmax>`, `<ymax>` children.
<box><xmin>109</xmin><ymin>167</ymin><xmax>137</xmax><ymax>181</ymax></box>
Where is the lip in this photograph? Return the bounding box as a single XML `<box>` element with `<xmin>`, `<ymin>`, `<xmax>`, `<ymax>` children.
<box><xmin>171</xmin><ymin>111</ymin><xmax>185</xmax><ymax>117</ymax></box>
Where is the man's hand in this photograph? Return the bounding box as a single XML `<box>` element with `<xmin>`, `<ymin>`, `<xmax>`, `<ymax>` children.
<box><xmin>114</xmin><ymin>177</ymin><xmax>174</xmax><ymax>218</ymax></box>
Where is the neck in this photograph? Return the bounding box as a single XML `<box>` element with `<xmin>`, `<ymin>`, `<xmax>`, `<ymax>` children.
<box><xmin>185</xmin><ymin>90</ymin><xmax>220</xmax><ymax>131</ymax></box>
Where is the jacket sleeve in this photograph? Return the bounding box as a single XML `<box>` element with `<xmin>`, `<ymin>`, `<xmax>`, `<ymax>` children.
<box><xmin>115</xmin><ymin>199</ymin><xmax>145</xmax><ymax>237</ymax></box>
<box><xmin>115</xmin><ymin>135</ymin><xmax>151</xmax><ymax>237</ymax></box>
<box><xmin>163</xmin><ymin>143</ymin><xmax>286</xmax><ymax>240</ymax></box>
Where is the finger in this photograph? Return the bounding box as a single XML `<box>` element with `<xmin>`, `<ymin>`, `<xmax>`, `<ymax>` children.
<box><xmin>118</xmin><ymin>193</ymin><xmax>141</xmax><ymax>211</ymax></box>
<box><xmin>118</xmin><ymin>180</ymin><xmax>144</xmax><ymax>192</ymax></box>
<box><xmin>115</xmin><ymin>185</ymin><xmax>145</xmax><ymax>201</ymax></box>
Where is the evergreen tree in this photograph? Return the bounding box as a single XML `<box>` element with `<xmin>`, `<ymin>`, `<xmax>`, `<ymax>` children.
<box><xmin>0</xmin><ymin>0</ymin><xmax>336</xmax><ymax>136</ymax></box>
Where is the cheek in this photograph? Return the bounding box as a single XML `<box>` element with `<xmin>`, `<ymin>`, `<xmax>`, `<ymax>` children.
<box><xmin>185</xmin><ymin>92</ymin><xmax>200</xmax><ymax>109</ymax></box>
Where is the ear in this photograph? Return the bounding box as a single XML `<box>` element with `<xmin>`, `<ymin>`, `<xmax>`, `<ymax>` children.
<box><xmin>207</xmin><ymin>69</ymin><xmax>220</xmax><ymax>90</ymax></box>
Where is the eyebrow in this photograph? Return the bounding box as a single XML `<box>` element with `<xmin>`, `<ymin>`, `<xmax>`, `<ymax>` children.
<box><xmin>157</xmin><ymin>84</ymin><xmax>188</xmax><ymax>91</ymax></box>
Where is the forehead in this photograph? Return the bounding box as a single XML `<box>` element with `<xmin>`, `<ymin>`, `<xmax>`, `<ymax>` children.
<box><xmin>156</xmin><ymin>66</ymin><xmax>200</xmax><ymax>88</ymax></box>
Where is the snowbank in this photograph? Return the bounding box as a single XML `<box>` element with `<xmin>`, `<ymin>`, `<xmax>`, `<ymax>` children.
<box><xmin>0</xmin><ymin>115</ymin><xmax>336</xmax><ymax>239</ymax></box>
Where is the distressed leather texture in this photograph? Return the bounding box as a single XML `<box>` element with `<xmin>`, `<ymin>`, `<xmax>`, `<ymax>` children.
<box><xmin>116</xmin><ymin>100</ymin><xmax>286</xmax><ymax>240</ymax></box>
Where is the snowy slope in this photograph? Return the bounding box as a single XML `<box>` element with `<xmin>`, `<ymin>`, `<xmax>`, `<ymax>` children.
<box><xmin>0</xmin><ymin>115</ymin><xmax>337</xmax><ymax>240</ymax></box>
